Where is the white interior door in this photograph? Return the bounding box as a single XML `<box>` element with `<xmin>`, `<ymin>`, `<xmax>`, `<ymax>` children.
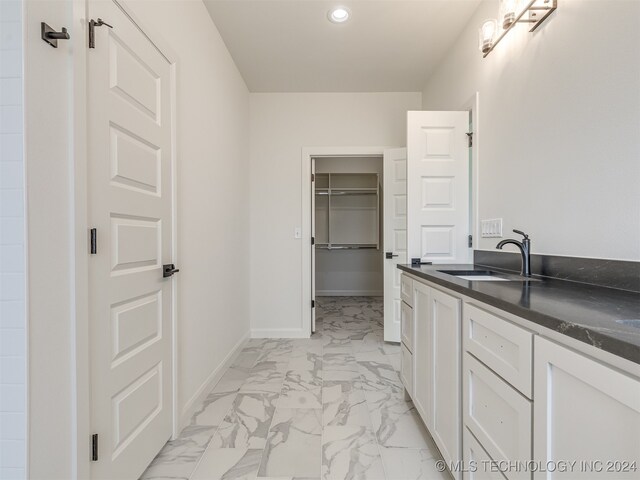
<box><xmin>407</xmin><ymin>111</ymin><xmax>470</xmax><ymax>264</ymax></box>
<box><xmin>311</xmin><ymin>158</ymin><xmax>316</xmax><ymax>333</ymax></box>
<box><xmin>383</xmin><ymin>147</ymin><xmax>407</xmax><ymax>342</ymax></box>
<box><xmin>88</xmin><ymin>1</ymin><xmax>174</xmax><ymax>478</ymax></box>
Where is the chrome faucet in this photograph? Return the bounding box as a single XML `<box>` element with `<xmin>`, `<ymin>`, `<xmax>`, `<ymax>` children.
<box><xmin>496</xmin><ymin>229</ymin><xmax>532</xmax><ymax>277</ymax></box>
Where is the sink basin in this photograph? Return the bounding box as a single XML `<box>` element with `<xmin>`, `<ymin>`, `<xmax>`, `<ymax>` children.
<box><xmin>454</xmin><ymin>276</ymin><xmax>510</xmax><ymax>281</ymax></box>
<box><xmin>616</xmin><ymin>319</ymin><xmax>640</xmax><ymax>328</ymax></box>
<box><xmin>438</xmin><ymin>270</ymin><xmax>494</xmax><ymax>276</ymax></box>
<box><xmin>437</xmin><ymin>269</ymin><xmax>542</xmax><ymax>282</ymax></box>
<box><xmin>437</xmin><ymin>270</ymin><xmax>510</xmax><ymax>282</ymax></box>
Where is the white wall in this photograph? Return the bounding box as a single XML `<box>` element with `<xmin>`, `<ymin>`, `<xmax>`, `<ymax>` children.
<box><xmin>21</xmin><ymin>0</ymin><xmax>250</xmax><ymax>476</ymax></box>
<box><xmin>422</xmin><ymin>0</ymin><xmax>640</xmax><ymax>261</ymax></box>
<box><xmin>125</xmin><ymin>0</ymin><xmax>251</xmax><ymax>431</ymax></box>
<box><xmin>315</xmin><ymin>156</ymin><xmax>383</xmax><ymax>296</ymax></box>
<box><xmin>0</xmin><ymin>1</ymin><xmax>26</xmax><ymax>478</ymax></box>
<box><xmin>249</xmin><ymin>92</ymin><xmax>421</xmax><ymax>336</ymax></box>
<box><xmin>23</xmin><ymin>1</ymin><xmax>75</xmax><ymax>477</ymax></box>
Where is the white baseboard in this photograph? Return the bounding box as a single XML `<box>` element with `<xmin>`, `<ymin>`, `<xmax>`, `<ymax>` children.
<box><xmin>179</xmin><ymin>330</ymin><xmax>249</xmax><ymax>429</ymax></box>
<box><xmin>317</xmin><ymin>290</ymin><xmax>383</xmax><ymax>297</ymax></box>
<box><xmin>250</xmin><ymin>328</ymin><xmax>310</xmax><ymax>339</ymax></box>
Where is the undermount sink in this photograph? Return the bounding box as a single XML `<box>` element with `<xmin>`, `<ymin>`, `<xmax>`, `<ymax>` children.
<box><xmin>437</xmin><ymin>269</ymin><xmax>511</xmax><ymax>281</ymax></box>
<box><xmin>438</xmin><ymin>270</ymin><xmax>495</xmax><ymax>276</ymax></box>
<box><xmin>436</xmin><ymin>269</ymin><xmax>544</xmax><ymax>282</ymax></box>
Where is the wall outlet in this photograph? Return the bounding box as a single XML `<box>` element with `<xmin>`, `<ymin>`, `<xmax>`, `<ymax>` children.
<box><xmin>481</xmin><ymin>218</ymin><xmax>503</xmax><ymax>238</ymax></box>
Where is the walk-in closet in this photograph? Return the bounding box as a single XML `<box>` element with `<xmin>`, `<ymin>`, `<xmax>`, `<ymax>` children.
<box><xmin>313</xmin><ymin>156</ymin><xmax>383</xmax><ymax>297</ymax></box>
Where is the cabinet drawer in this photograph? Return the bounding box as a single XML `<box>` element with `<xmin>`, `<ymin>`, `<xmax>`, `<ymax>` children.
<box><xmin>463</xmin><ymin>427</ymin><xmax>507</xmax><ymax>480</ymax></box>
<box><xmin>401</xmin><ymin>301</ymin><xmax>413</xmax><ymax>352</ymax></box>
<box><xmin>400</xmin><ymin>343</ymin><xmax>413</xmax><ymax>396</ymax></box>
<box><xmin>464</xmin><ymin>353</ymin><xmax>532</xmax><ymax>480</ymax></box>
<box><xmin>463</xmin><ymin>304</ymin><xmax>533</xmax><ymax>398</ymax></box>
<box><xmin>401</xmin><ymin>274</ymin><xmax>413</xmax><ymax>307</ymax></box>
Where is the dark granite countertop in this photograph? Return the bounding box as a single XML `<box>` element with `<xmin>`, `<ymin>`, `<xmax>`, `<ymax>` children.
<box><xmin>398</xmin><ymin>264</ymin><xmax>640</xmax><ymax>365</ymax></box>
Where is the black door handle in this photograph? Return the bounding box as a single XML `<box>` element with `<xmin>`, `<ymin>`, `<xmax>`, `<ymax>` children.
<box><xmin>163</xmin><ymin>264</ymin><xmax>180</xmax><ymax>278</ymax></box>
<box><xmin>385</xmin><ymin>252</ymin><xmax>399</xmax><ymax>259</ymax></box>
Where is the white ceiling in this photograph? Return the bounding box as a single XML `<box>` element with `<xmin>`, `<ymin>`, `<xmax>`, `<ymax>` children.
<box><xmin>203</xmin><ymin>0</ymin><xmax>481</xmax><ymax>92</ymax></box>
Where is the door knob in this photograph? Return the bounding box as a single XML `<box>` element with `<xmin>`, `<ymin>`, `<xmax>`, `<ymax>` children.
<box><xmin>385</xmin><ymin>252</ymin><xmax>399</xmax><ymax>259</ymax></box>
<box><xmin>163</xmin><ymin>264</ymin><xmax>180</xmax><ymax>278</ymax></box>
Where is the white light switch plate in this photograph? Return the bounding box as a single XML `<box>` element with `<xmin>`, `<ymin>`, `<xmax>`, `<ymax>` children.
<box><xmin>481</xmin><ymin>218</ymin><xmax>503</xmax><ymax>238</ymax></box>
<box><xmin>294</xmin><ymin>227</ymin><xmax>302</xmax><ymax>239</ymax></box>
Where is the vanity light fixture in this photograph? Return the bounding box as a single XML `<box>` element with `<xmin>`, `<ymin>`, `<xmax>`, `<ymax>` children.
<box><xmin>328</xmin><ymin>7</ymin><xmax>350</xmax><ymax>24</ymax></box>
<box><xmin>481</xmin><ymin>0</ymin><xmax>557</xmax><ymax>57</ymax></box>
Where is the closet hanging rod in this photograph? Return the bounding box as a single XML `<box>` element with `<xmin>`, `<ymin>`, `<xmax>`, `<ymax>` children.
<box><xmin>315</xmin><ymin>191</ymin><xmax>377</xmax><ymax>196</ymax></box>
<box><xmin>316</xmin><ymin>245</ymin><xmax>378</xmax><ymax>250</ymax></box>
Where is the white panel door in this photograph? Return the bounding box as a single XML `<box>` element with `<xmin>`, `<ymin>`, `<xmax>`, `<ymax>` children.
<box><xmin>88</xmin><ymin>1</ymin><xmax>174</xmax><ymax>478</ymax></box>
<box><xmin>533</xmin><ymin>337</ymin><xmax>640</xmax><ymax>480</ymax></box>
<box><xmin>383</xmin><ymin>147</ymin><xmax>407</xmax><ymax>342</ymax></box>
<box><xmin>407</xmin><ymin>111</ymin><xmax>470</xmax><ymax>264</ymax></box>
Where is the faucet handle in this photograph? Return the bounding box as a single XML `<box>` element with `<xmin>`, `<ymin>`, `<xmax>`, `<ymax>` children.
<box><xmin>513</xmin><ymin>229</ymin><xmax>529</xmax><ymax>239</ymax></box>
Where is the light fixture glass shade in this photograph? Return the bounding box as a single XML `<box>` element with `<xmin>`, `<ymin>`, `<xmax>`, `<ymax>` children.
<box><xmin>500</xmin><ymin>0</ymin><xmax>521</xmax><ymax>29</ymax></box>
<box><xmin>478</xmin><ymin>19</ymin><xmax>498</xmax><ymax>54</ymax></box>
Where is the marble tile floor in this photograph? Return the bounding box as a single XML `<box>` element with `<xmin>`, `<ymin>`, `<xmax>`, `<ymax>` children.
<box><xmin>140</xmin><ymin>296</ymin><xmax>449</xmax><ymax>480</ymax></box>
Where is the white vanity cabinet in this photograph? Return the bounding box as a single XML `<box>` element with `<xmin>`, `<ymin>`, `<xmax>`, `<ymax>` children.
<box><xmin>533</xmin><ymin>336</ymin><xmax>640</xmax><ymax>480</ymax></box>
<box><xmin>400</xmin><ymin>271</ymin><xmax>640</xmax><ymax>480</ymax></box>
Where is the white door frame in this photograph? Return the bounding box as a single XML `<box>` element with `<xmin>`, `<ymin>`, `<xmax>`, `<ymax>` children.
<box><xmin>461</xmin><ymin>92</ymin><xmax>480</xmax><ymax>252</ymax></box>
<box><xmin>72</xmin><ymin>1</ymin><xmax>179</xmax><ymax>477</ymax></box>
<box><xmin>301</xmin><ymin>146</ymin><xmax>396</xmax><ymax>336</ymax></box>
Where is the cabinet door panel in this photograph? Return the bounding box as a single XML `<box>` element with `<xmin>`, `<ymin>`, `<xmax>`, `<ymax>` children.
<box><xmin>401</xmin><ymin>300</ymin><xmax>414</xmax><ymax>353</ymax></box>
<box><xmin>400</xmin><ymin>343</ymin><xmax>413</xmax><ymax>397</ymax></box>
<box><xmin>431</xmin><ymin>287</ymin><xmax>462</xmax><ymax>475</ymax></box>
<box><xmin>413</xmin><ymin>281</ymin><xmax>431</xmax><ymax>423</ymax></box>
<box><xmin>534</xmin><ymin>337</ymin><xmax>640</xmax><ymax>480</ymax></box>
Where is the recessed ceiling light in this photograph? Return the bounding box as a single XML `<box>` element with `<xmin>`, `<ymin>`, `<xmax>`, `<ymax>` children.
<box><xmin>328</xmin><ymin>7</ymin><xmax>350</xmax><ymax>24</ymax></box>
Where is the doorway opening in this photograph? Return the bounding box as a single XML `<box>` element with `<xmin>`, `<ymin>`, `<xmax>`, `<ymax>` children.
<box><xmin>312</xmin><ymin>155</ymin><xmax>384</xmax><ymax>336</ymax></box>
<box><xmin>313</xmin><ymin>156</ymin><xmax>383</xmax><ymax>296</ymax></box>
<box><xmin>302</xmin><ymin>147</ymin><xmax>403</xmax><ymax>342</ymax></box>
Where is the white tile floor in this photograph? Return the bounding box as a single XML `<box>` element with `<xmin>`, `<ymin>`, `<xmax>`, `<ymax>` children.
<box><xmin>140</xmin><ymin>297</ymin><xmax>448</xmax><ymax>480</ymax></box>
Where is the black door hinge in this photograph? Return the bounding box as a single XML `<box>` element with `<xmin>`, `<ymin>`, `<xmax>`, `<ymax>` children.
<box><xmin>311</xmin><ymin>236</ymin><xmax>315</xmax><ymax>245</ymax></box>
<box><xmin>311</xmin><ymin>173</ymin><xmax>315</xmax><ymax>182</ymax></box>
<box><xmin>311</xmin><ymin>300</ymin><xmax>315</xmax><ymax>308</ymax></box>
<box><xmin>90</xmin><ymin>228</ymin><xmax>97</xmax><ymax>254</ymax></box>
<box><xmin>468</xmin><ymin>234</ymin><xmax>473</xmax><ymax>248</ymax></box>
<box><xmin>466</xmin><ymin>132</ymin><xmax>473</xmax><ymax>147</ymax></box>
<box><xmin>91</xmin><ymin>434</ymin><xmax>98</xmax><ymax>461</ymax></box>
